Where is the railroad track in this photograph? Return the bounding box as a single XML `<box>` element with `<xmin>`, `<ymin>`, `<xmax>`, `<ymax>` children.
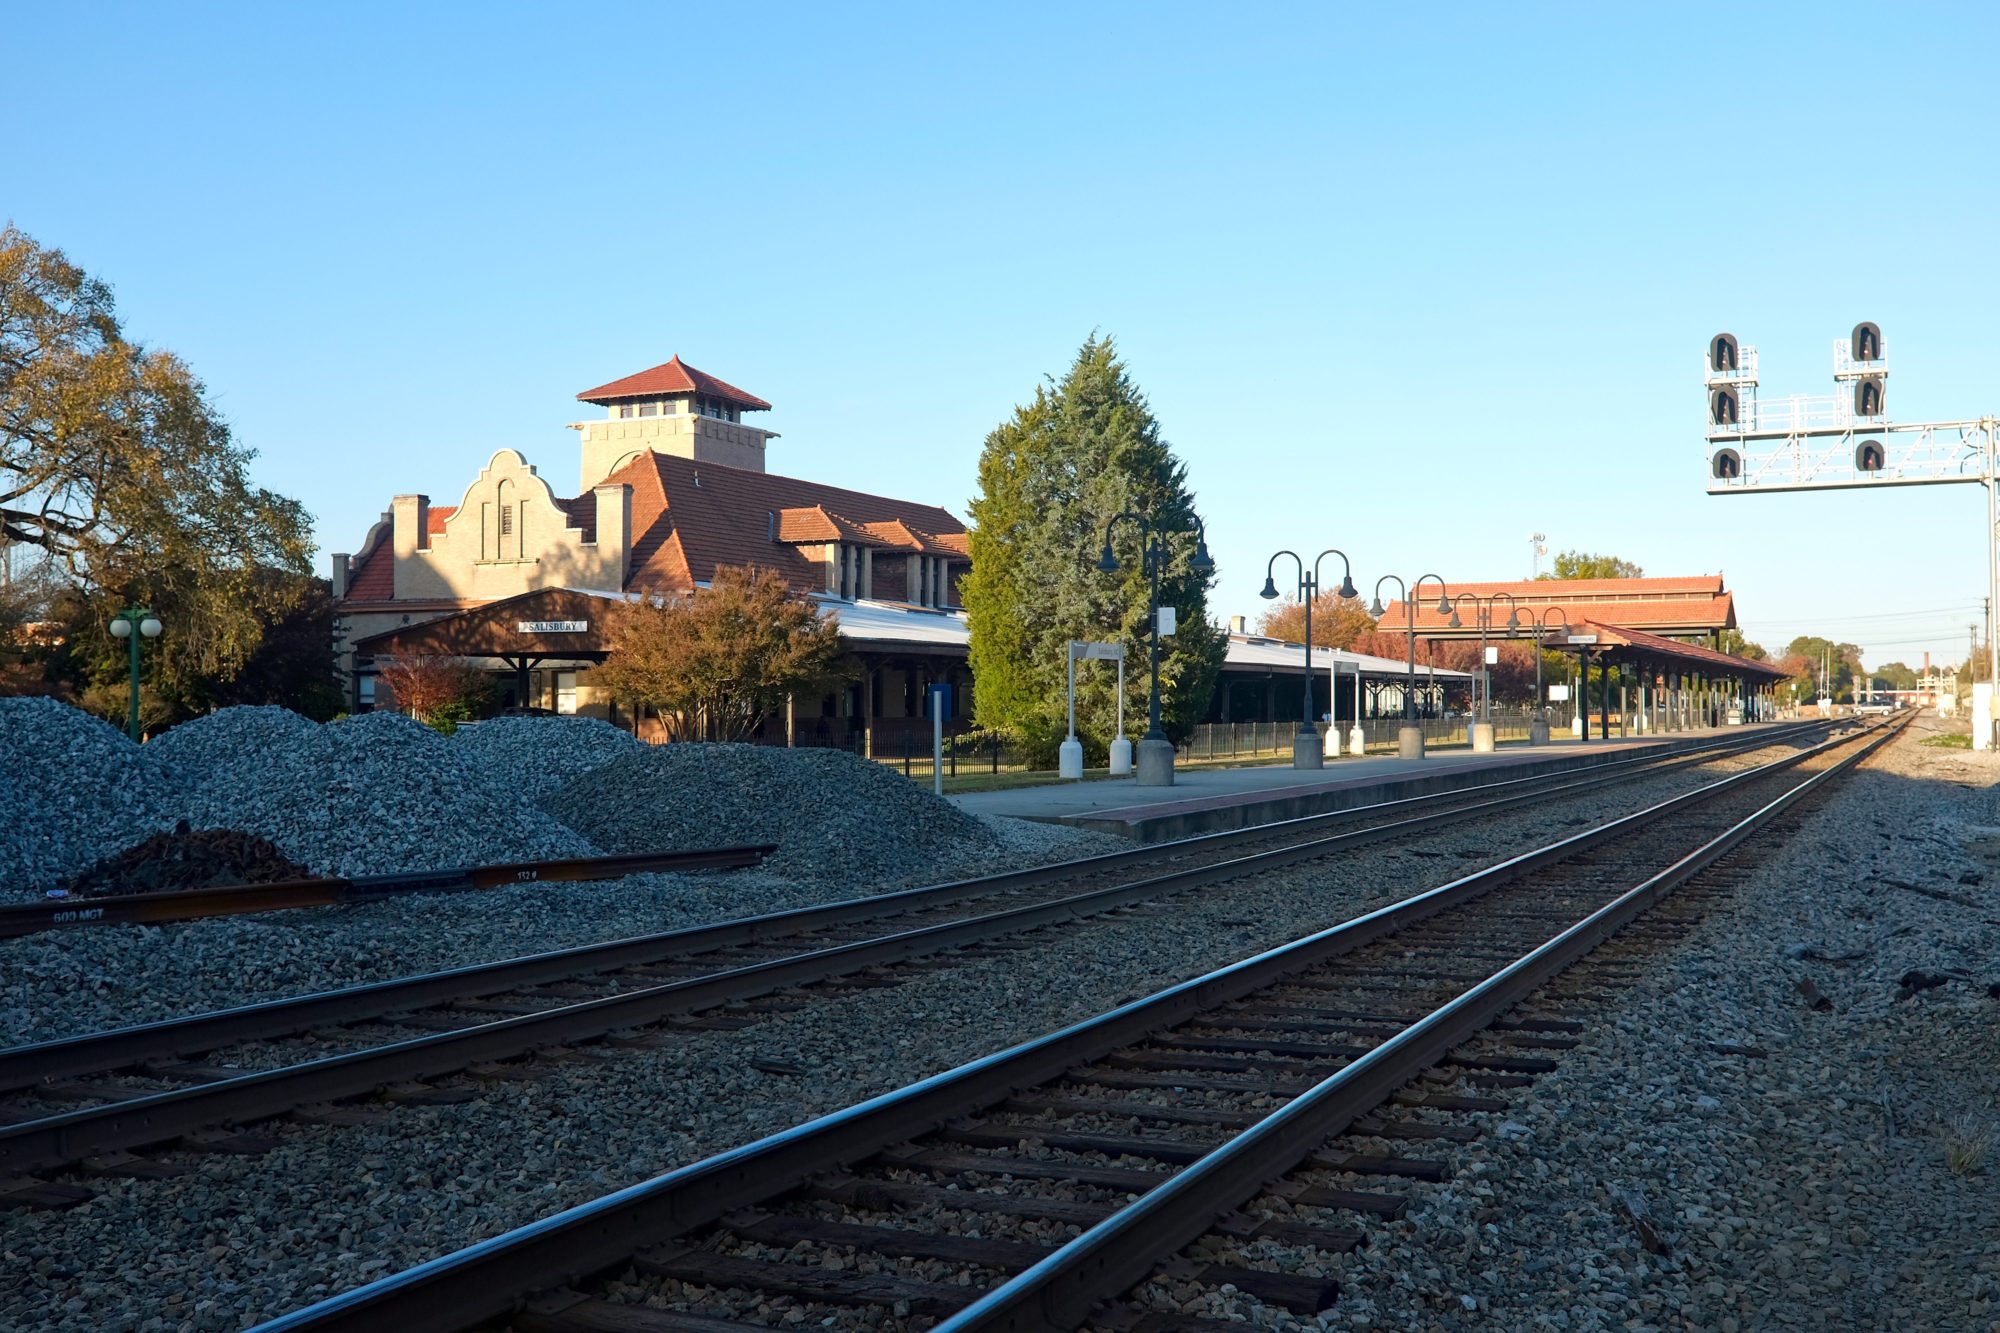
<box><xmin>240</xmin><ymin>714</ymin><xmax>1904</xmax><ymax>1333</ymax></box>
<box><xmin>0</xmin><ymin>724</ymin><xmax>1828</xmax><ymax>1190</ymax></box>
<box><xmin>0</xmin><ymin>845</ymin><xmax>779</xmax><ymax>939</ymax></box>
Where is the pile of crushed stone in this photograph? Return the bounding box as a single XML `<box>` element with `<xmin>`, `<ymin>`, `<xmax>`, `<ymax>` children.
<box><xmin>541</xmin><ymin>742</ymin><xmax>1001</xmax><ymax>888</ymax></box>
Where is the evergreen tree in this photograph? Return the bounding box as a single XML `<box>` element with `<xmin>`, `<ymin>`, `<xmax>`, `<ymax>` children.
<box><xmin>962</xmin><ymin>336</ymin><xmax>1224</xmax><ymax>763</ymax></box>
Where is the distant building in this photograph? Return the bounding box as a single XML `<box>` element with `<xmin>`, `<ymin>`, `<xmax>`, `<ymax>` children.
<box><xmin>332</xmin><ymin>357</ymin><xmax>972</xmax><ymax>745</ymax></box>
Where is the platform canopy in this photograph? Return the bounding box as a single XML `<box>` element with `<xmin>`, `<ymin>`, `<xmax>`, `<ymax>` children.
<box><xmin>1378</xmin><ymin>575</ymin><xmax>1737</xmax><ymax>642</ymax></box>
<box><xmin>1555</xmin><ymin>619</ymin><xmax>1791</xmax><ymax>682</ymax></box>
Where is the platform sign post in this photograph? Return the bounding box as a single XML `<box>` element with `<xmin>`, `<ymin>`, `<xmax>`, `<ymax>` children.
<box><xmin>928</xmin><ymin>683</ymin><xmax>951</xmax><ymax>795</ymax></box>
<box><xmin>1062</xmin><ymin>641</ymin><xmax>1127</xmax><ymax>779</ymax></box>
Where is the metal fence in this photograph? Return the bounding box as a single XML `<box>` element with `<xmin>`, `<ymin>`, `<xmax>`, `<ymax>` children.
<box><xmin>647</xmin><ymin>702</ymin><xmax>1620</xmax><ymax>785</ymax></box>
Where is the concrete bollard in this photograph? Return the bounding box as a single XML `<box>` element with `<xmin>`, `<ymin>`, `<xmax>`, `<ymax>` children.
<box><xmin>1292</xmin><ymin>730</ymin><xmax>1324</xmax><ymax>770</ymax></box>
<box><xmin>1058</xmin><ymin>738</ymin><xmax>1084</xmax><ymax>780</ymax></box>
<box><xmin>1135</xmin><ymin>736</ymin><xmax>1176</xmax><ymax>786</ymax></box>
<box><xmin>1397</xmin><ymin>725</ymin><xmax>1424</xmax><ymax>759</ymax></box>
<box><xmin>1470</xmin><ymin>722</ymin><xmax>1496</xmax><ymax>753</ymax></box>
<box><xmin>1108</xmin><ymin>736</ymin><xmax>1133</xmax><ymax>776</ymax></box>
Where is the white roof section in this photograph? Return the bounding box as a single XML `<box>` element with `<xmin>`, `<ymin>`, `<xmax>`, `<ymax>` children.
<box><xmin>817</xmin><ymin>596</ymin><xmax>970</xmax><ymax>647</ymax></box>
<box><xmin>1224</xmin><ymin>633</ymin><xmax>1473</xmax><ymax>680</ymax></box>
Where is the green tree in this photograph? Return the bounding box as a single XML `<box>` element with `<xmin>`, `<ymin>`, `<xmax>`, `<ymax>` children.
<box><xmin>1873</xmin><ymin>660</ymin><xmax>1918</xmax><ymax>691</ymax></box>
<box><xmin>595</xmin><ymin>564</ymin><xmax>853</xmax><ymax>741</ymax></box>
<box><xmin>962</xmin><ymin>336</ymin><xmax>1225</xmax><ymax>763</ymax></box>
<box><xmin>1</xmin><ymin>225</ymin><xmax>313</xmax><ymax>701</ymax></box>
<box><xmin>1715</xmin><ymin>628</ymin><xmax>1767</xmax><ymax>661</ymax></box>
<box><xmin>1537</xmin><ymin>551</ymin><xmax>1644</xmax><ymax>580</ymax></box>
<box><xmin>33</xmin><ymin>565</ymin><xmax>336</xmax><ymax>726</ymax></box>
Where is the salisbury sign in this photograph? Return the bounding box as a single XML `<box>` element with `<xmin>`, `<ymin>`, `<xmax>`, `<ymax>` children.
<box><xmin>516</xmin><ymin>620</ymin><xmax>588</xmax><ymax>634</ymax></box>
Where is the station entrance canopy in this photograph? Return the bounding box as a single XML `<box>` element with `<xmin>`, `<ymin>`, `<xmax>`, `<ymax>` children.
<box><xmin>352</xmin><ymin>587</ymin><xmax>623</xmax><ymax>701</ymax></box>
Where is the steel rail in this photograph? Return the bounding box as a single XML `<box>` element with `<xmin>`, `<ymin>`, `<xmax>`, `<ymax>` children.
<box><xmin>0</xmin><ymin>845</ymin><xmax>779</xmax><ymax>940</ymax></box>
<box><xmin>936</xmin><ymin>714</ymin><xmax>1906</xmax><ymax>1331</ymax></box>
<box><xmin>0</xmin><ymin>724</ymin><xmax>1836</xmax><ymax>1173</ymax></box>
<box><xmin>241</xmin><ymin>720</ymin><xmax>1883</xmax><ymax>1333</ymax></box>
<box><xmin>0</xmin><ymin>720</ymin><xmax>1827</xmax><ymax>1098</ymax></box>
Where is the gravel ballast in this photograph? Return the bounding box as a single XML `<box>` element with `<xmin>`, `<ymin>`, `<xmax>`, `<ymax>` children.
<box><xmin>1280</xmin><ymin>713</ymin><xmax>2000</xmax><ymax>1332</ymax></box>
<box><xmin>542</xmin><ymin>742</ymin><xmax>1003</xmax><ymax>886</ymax></box>
<box><xmin>0</xmin><ymin>736</ymin><xmax>1820</xmax><ymax>1330</ymax></box>
<box><xmin>0</xmin><ymin>697</ymin><xmax>183</xmax><ymax>896</ymax></box>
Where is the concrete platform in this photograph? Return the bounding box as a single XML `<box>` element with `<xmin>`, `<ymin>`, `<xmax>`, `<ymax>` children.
<box><xmin>950</xmin><ymin>725</ymin><xmax>1787</xmax><ymax>842</ymax></box>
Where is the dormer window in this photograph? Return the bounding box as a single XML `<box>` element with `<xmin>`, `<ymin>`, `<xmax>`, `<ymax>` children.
<box><xmin>637</xmin><ymin>402</ymin><xmax>658</xmax><ymax>417</ymax></box>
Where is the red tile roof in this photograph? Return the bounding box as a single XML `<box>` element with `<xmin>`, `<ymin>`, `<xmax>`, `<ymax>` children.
<box><xmin>861</xmin><ymin>518</ymin><xmax>962</xmax><ymax>556</ymax></box>
<box><xmin>1570</xmin><ymin>620</ymin><xmax>1790</xmax><ymax>680</ymax></box>
<box><xmin>606</xmin><ymin>452</ymin><xmax>966</xmax><ymax>595</ymax></box>
<box><xmin>1379</xmin><ymin>582</ymin><xmax>1736</xmax><ymax>636</ymax></box>
<box><xmin>345</xmin><ymin>544</ymin><xmax>393</xmax><ymax>600</ymax></box>
<box><xmin>426</xmin><ymin>506</ymin><xmax>456</xmax><ymax>536</ymax></box>
<box><xmin>775</xmin><ymin>505</ymin><xmax>881</xmax><ymax>545</ymax></box>
<box><xmin>576</xmin><ymin>355</ymin><xmax>772</xmax><ymax>410</ymax></box>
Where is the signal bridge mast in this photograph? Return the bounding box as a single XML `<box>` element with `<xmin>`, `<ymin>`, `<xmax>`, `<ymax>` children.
<box><xmin>1701</xmin><ymin>323</ymin><xmax>2000</xmax><ymax>745</ymax></box>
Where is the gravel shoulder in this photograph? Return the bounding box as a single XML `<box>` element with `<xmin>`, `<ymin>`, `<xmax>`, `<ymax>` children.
<box><xmin>0</xmin><ymin>741</ymin><xmax>1799</xmax><ymax>1331</ymax></box>
<box><xmin>1292</xmin><ymin>712</ymin><xmax>2000</xmax><ymax>1332</ymax></box>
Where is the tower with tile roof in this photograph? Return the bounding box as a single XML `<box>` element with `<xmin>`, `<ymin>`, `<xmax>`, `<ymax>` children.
<box><xmin>571</xmin><ymin>355</ymin><xmax>779</xmax><ymax>487</ymax></box>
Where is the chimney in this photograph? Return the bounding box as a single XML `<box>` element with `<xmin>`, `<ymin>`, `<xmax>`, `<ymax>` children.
<box><xmin>330</xmin><ymin>552</ymin><xmax>350</xmax><ymax>600</ymax></box>
<box><xmin>592</xmin><ymin>481</ymin><xmax>632</xmax><ymax>588</ymax></box>
<box><xmin>1228</xmin><ymin>615</ymin><xmax>1247</xmax><ymax>635</ymax></box>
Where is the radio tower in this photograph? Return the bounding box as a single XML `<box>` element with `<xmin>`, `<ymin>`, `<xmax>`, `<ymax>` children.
<box><xmin>1529</xmin><ymin>533</ymin><xmax>1547</xmax><ymax>580</ymax></box>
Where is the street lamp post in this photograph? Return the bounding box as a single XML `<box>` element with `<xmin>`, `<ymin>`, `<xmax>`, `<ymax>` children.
<box><xmin>1529</xmin><ymin>606</ymin><xmax>1570</xmax><ymax>744</ymax></box>
<box><xmin>1098</xmin><ymin>511</ymin><xmax>1215</xmax><ymax>787</ymax></box>
<box><xmin>107</xmin><ymin>606</ymin><xmax>163</xmax><ymax>742</ymax></box>
<box><xmin>1449</xmin><ymin>593</ymin><xmax>1520</xmax><ymax>752</ymax></box>
<box><xmin>1369</xmin><ymin>574</ymin><xmax>1452</xmax><ymax>759</ymax></box>
<box><xmin>1260</xmin><ymin>548</ymin><xmax>1358</xmax><ymax>770</ymax></box>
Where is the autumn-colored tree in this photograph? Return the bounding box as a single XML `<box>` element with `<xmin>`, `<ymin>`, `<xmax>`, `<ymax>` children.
<box><xmin>1255</xmin><ymin>593</ymin><xmax>1376</xmax><ymax>650</ymax></box>
<box><xmin>375</xmin><ymin>654</ymin><xmax>490</xmax><ymax>731</ymax></box>
<box><xmin>595</xmin><ymin>565</ymin><xmax>853</xmax><ymax>741</ymax></box>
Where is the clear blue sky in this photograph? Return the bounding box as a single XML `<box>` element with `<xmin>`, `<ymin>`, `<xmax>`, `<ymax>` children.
<box><xmin>8</xmin><ymin>4</ymin><xmax>1997</xmax><ymax>671</ymax></box>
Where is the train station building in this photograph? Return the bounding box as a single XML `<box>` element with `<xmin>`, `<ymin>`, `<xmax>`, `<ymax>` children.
<box><xmin>332</xmin><ymin>357</ymin><xmax>979</xmax><ymax>744</ymax></box>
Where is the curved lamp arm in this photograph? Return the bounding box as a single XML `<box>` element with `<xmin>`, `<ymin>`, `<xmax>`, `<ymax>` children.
<box><xmin>1368</xmin><ymin>573</ymin><xmax>1407</xmax><ymax>619</ymax></box>
<box><xmin>1097</xmin><ymin>511</ymin><xmax>1147</xmax><ymax>573</ymax></box>
<box><xmin>1313</xmin><ymin>548</ymin><xmax>1359</xmax><ymax>600</ymax></box>
<box><xmin>1412</xmin><ymin>572</ymin><xmax>1451</xmax><ymax>615</ymax></box>
<box><xmin>1260</xmin><ymin>549</ymin><xmax>1303</xmax><ymax>600</ymax></box>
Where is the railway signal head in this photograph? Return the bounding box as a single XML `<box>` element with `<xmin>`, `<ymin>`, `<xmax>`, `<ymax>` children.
<box><xmin>1710</xmin><ymin>332</ymin><xmax>1739</xmax><ymax>374</ymax></box>
<box><xmin>1856</xmin><ymin>440</ymin><xmax>1886</xmax><ymax>472</ymax></box>
<box><xmin>1854</xmin><ymin>376</ymin><xmax>1886</xmax><ymax>418</ymax></box>
<box><xmin>1711</xmin><ymin>448</ymin><xmax>1743</xmax><ymax>480</ymax></box>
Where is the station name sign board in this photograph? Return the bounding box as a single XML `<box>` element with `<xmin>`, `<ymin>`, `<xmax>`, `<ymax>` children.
<box><xmin>517</xmin><ymin>620</ymin><xmax>589</xmax><ymax>634</ymax></box>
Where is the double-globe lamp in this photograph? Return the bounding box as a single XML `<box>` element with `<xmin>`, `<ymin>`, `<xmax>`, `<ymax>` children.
<box><xmin>108</xmin><ymin>607</ymin><xmax>162</xmax><ymax>742</ymax></box>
